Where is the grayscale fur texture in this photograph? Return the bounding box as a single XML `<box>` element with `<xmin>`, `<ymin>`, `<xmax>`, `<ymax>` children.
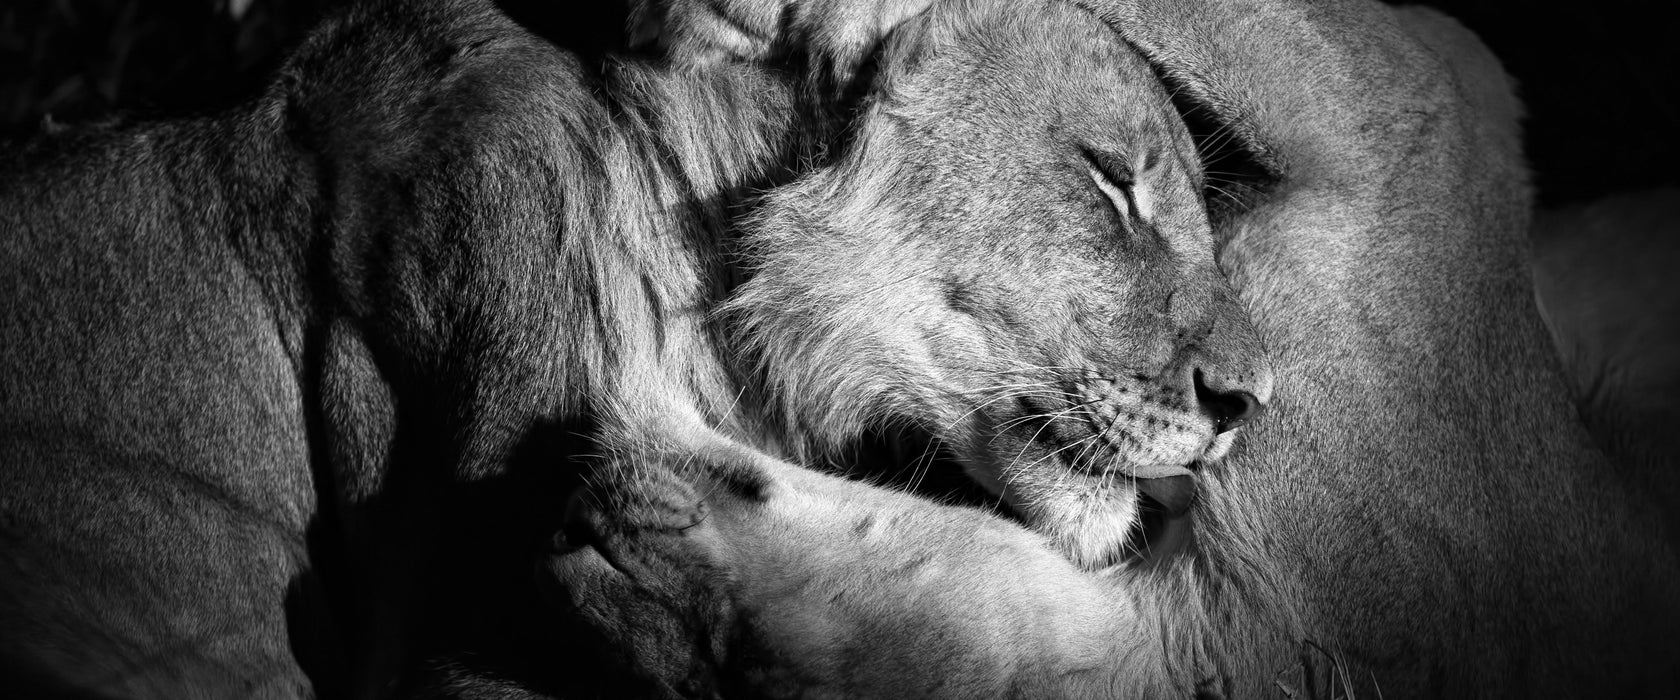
<box><xmin>0</xmin><ymin>0</ymin><xmax>1269</xmax><ymax>695</ymax></box>
<box><xmin>559</xmin><ymin>0</ymin><xmax>1680</xmax><ymax>697</ymax></box>
<box><xmin>0</xmin><ymin>0</ymin><xmax>809</xmax><ymax>695</ymax></box>
<box><xmin>719</xmin><ymin>0</ymin><xmax>1272</xmax><ymax>568</ymax></box>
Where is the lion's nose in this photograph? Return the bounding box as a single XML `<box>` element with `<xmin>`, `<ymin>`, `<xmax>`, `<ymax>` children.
<box><xmin>1193</xmin><ymin>369</ymin><xmax>1265</xmax><ymax>433</ymax></box>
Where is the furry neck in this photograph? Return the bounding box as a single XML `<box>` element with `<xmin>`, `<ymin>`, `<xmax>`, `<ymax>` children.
<box><xmin>581</xmin><ymin>58</ymin><xmax>828</xmax><ymax>453</ymax></box>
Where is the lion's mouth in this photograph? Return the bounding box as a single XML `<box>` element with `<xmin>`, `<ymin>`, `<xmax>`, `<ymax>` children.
<box><xmin>1113</xmin><ymin>480</ymin><xmax>1196</xmax><ymax>569</ymax></box>
<box><xmin>1135</xmin><ymin>470</ymin><xmax>1196</xmax><ymax>516</ymax></box>
<box><xmin>993</xmin><ymin>395</ymin><xmax>1203</xmax><ymax>568</ymax></box>
<box><xmin>1012</xmin><ymin>393</ymin><xmax>1203</xmax><ymax>506</ymax></box>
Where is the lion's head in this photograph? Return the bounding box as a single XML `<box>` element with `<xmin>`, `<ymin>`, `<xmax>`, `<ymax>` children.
<box><xmin>726</xmin><ymin>0</ymin><xmax>1272</xmax><ymax>567</ymax></box>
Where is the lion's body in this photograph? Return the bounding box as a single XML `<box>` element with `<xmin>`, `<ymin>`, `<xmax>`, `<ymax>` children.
<box><xmin>13</xmin><ymin>0</ymin><xmax>1677</xmax><ymax>696</ymax></box>
<box><xmin>0</xmin><ymin>0</ymin><xmax>1264</xmax><ymax>693</ymax></box>
<box><xmin>1143</xmin><ymin>4</ymin><xmax>1680</xmax><ymax>693</ymax></box>
<box><xmin>560</xmin><ymin>0</ymin><xmax>1680</xmax><ymax>697</ymax></box>
<box><xmin>0</xmin><ymin>0</ymin><xmax>807</xmax><ymax>695</ymax></box>
<box><xmin>1533</xmin><ymin>188</ymin><xmax>1680</xmax><ymax>519</ymax></box>
<box><xmin>0</xmin><ymin>105</ymin><xmax>321</xmax><ymax>700</ymax></box>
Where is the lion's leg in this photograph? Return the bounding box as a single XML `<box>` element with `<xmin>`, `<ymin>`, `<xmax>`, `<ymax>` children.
<box><xmin>542</xmin><ymin>433</ymin><xmax>1178</xmax><ymax>698</ymax></box>
<box><xmin>0</xmin><ymin>435</ymin><xmax>315</xmax><ymax>699</ymax></box>
<box><xmin>0</xmin><ymin>151</ymin><xmax>323</xmax><ymax>696</ymax></box>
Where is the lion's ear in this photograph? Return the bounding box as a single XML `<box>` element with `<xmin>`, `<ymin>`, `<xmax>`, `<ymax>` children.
<box><xmin>630</xmin><ymin>1</ymin><xmax>940</xmax><ymax>100</ymax></box>
<box><xmin>625</xmin><ymin>0</ymin><xmax>787</xmax><ymax>64</ymax></box>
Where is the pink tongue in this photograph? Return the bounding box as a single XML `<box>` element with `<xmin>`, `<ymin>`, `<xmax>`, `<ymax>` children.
<box><xmin>1125</xmin><ymin>463</ymin><xmax>1194</xmax><ymax>479</ymax></box>
<box><xmin>1136</xmin><ymin>475</ymin><xmax>1196</xmax><ymax>516</ymax></box>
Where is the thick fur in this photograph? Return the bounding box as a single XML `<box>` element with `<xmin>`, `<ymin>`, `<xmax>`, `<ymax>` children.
<box><xmin>0</xmin><ymin>0</ymin><xmax>1267</xmax><ymax>694</ymax></box>
<box><xmin>550</xmin><ymin>426</ymin><xmax>1154</xmax><ymax>698</ymax></box>
<box><xmin>721</xmin><ymin>0</ymin><xmax>1273</xmax><ymax>567</ymax></box>
<box><xmin>562</xmin><ymin>0</ymin><xmax>1680</xmax><ymax>696</ymax></box>
<box><xmin>0</xmin><ymin>0</ymin><xmax>808</xmax><ymax>695</ymax></box>
<box><xmin>629</xmin><ymin>0</ymin><xmax>933</xmax><ymax>99</ymax></box>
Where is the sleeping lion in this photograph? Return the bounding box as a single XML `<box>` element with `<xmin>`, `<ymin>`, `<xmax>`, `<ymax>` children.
<box><xmin>0</xmin><ymin>0</ymin><xmax>1263</xmax><ymax>695</ymax></box>
<box><xmin>549</xmin><ymin>0</ymin><xmax>1680</xmax><ymax>697</ymax></box>
<box><xmin>717</xmin><ymin>0</ymin><xmax>1271</xmax><ymax>569</ymax></box>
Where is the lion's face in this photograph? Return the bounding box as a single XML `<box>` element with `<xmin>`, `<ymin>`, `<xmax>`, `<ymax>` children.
<box><xmin>732</xmin><ymin>0</ymin><xmax>1272</xmax><ymax>568</ymax></box>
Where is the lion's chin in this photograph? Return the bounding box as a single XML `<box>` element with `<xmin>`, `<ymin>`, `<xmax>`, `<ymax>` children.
<box><xmin>985</xmin><ymin>470</ymin><xmax>1148</xmax><ymax>570</ymax></box>
<box><xmin>957</xmin><ymin>434</ymin><xmax>1200</xmax><ymax>569</ymax></box>
<box><xmin>1037</xmin><ymin>481</ymin><xmax>1145</xmax><ymax>570</ymax></box>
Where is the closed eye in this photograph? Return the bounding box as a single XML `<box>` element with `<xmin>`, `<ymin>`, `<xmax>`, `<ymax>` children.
<box><xmin>1088</xmin><ymin>164</ymin><xmax>1138</xmax><ymax>221</ymax></box>
<box><xmin>1084</xmin><ymin>150</ymin><xmax>1144</xmax><ymax>222</ymax></box>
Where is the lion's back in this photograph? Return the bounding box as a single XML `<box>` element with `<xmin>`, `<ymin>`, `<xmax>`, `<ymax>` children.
<box><xmin>0</xmin><ymin>119</ymin><xmax>321</xmax><ymax>696</ymax></box>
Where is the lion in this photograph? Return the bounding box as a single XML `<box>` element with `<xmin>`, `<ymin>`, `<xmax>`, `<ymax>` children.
<box><xmin>548</xmin><ymin>0</ymin><xmax>1680</xmax><ymax>696</ymax></box>
<box><xmin>0</xmin><ymin>0</ymin><xmax>807</xmax><ymax>694</ymax></box>
<box><xmin>0</xmin><ymin>0</ymin><xmax>1265</xmax><ymax>695</ymax></box>
<box><xmin>716</xmin><ymin>0</ymin><xmax>1273</xmax><ymax>569</ymax></box>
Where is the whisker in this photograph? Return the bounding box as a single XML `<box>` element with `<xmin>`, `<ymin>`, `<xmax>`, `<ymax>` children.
<box><xmin>1019</xmin><ymin>432</ymin><xmax>1100</xmax><ymax>472</ymax></box>
<box><xmin>939</xmin><ymin>388</ymin><xmax>1075</xmax><ymax>434</ymax></box>
<box><xmin>938</xmin><ymin>380</ymin><xmax>1060</xmax><ymax>397</ymax></box>
<box><xmin>988</xmin><ymin>397</ymin><xmax>1103</xmax><ymax>438</ymax></box>
<box><xmin>1003</xmin><ymin>401</ymin><xmax>1093</xmax><ymax>476</ymax></box>
<box><xmin>905</xmin><ymin>435</ymin><xmax>944</xmax><ymax>495</ymax></box>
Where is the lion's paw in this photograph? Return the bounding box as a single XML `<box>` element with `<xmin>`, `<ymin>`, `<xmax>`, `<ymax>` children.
<box><xmin>538</xmin><ymin>450</ymin><xmax>758</xmax><ymax>698</ymax></box>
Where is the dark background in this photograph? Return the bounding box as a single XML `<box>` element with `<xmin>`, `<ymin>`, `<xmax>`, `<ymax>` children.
<box><xmin>1</xmin><ymin>0</ymin><xmax>1674</xmax><ymax>208</ymax></box>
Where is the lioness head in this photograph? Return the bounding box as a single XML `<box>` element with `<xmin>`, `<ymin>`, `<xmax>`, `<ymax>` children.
<box><xmin>728</xmin><ymin>0</ymin><xmax>1272</xmax><ymax>567</ymax></box>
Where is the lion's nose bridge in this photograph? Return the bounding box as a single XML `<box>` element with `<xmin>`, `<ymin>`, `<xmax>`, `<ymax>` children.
<box><xmin>1181</xmin><ymin>285</ymin><xmax>1274</xmax><ymax>432</ymax></box>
